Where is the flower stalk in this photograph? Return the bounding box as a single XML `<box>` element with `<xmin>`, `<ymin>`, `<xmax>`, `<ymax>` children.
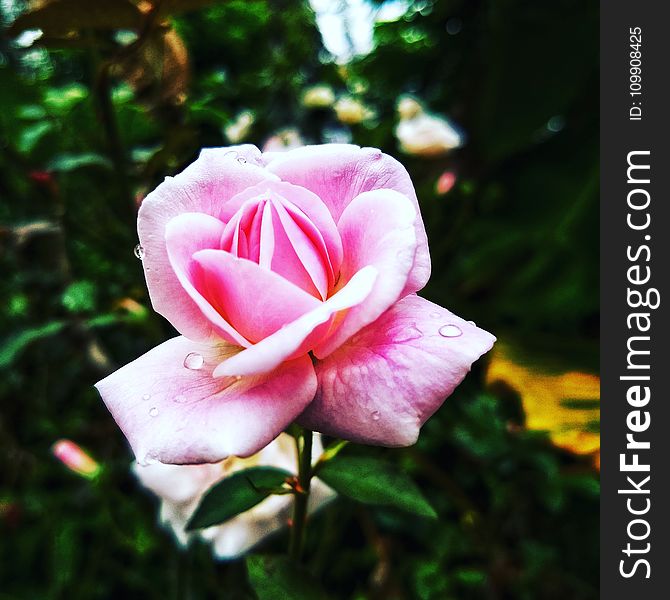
<box><xmin>288</xmin><ymin>427</ymin><xmax>313</xmax><ymax>562</ymax></box>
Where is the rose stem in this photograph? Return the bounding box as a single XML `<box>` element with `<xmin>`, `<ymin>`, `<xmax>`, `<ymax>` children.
<box><xmin>289</xmin><ymin>427</ymin><xmax>313</xmax><ymax>562</ymax></box>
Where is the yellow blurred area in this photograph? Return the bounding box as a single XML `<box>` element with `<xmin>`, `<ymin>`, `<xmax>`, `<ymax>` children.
<box><xmin>486</xmin><ymin>345</ymin><xmax>600</xmax><ymax>464</ymax></box>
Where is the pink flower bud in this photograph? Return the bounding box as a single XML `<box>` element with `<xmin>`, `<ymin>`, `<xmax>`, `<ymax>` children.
<box><xmin>436</xmin><ymin>171</ymin><xmax>457</xmax><ymax>195</ymax></box>
<box><xmin>52</xmin><ymin>439</ymin><xmax>101</xmax><ymax>480</ymax></box>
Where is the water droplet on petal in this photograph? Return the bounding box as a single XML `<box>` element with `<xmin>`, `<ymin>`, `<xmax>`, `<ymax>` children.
<box><xmin>429</xmin><ymin>312</ymin><xmax>441</xmax><ymax>319</ymax></box>
<box><xmin>142</xmin><ymin>393</ymin><xmax>151</xmax><ymax>401</ymax></box>
<box><xmin>439</xmin><ymin>324</ymin><xmax>462</xmax><ymax>338</ymax></box>
<box><xmin>183</xmin><ymin>352</ymin><xmax>204</xmax><ymax>370</ymax></box>
<box><xmin>149</xmin><ymin>407</ymin><xmax>159</xmax><ymax>417</ymax></box>
<box><xmin>174</xmin><ymin>395</ymin><xmax>188</xmax><ymax>404</ymax></box>
<box><xmin>237</xmin><ymin>156</ymin><xmax>247</xmax><ymax>164</ymax></box>
<box><xmin>224</xmin><ymin>150</ymin><xmax>238</xmax><ymax>159</ymax></box>
<box><xmin>133</xmin><ymin>244</ymin><xmax>145</xmax><ymax>260</ymax></box>
<box><xmin>390</xmin><ymin>324</ymin><xmax>422</xmax><ymax>343</ymax></box>
<box><xmin>371</xmin><ymin>410</ymin><xmax>381</xmax><ymax>421</ymax></box>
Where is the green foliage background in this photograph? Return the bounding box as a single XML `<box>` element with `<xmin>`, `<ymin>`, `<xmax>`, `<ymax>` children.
<box><xmin>0</xmin><ymin>0</ymin><xmax>598</xmax><ymax>598</ymax></box>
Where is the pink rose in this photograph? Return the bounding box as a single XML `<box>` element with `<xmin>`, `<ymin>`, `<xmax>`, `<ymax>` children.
<box><xmin>95</xmin><ymin>144</ymin><xmax>494</xmax><ymax>465</ymax></box>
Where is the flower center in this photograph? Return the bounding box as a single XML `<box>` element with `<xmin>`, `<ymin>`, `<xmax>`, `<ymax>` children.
<box><xmin>220</xmin><ymin>183</ymin><xmax>334</xmax><ymax>300</ymax></box>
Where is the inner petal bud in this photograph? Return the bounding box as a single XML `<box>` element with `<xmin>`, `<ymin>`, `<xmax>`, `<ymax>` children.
<box><xmin>221</xmin><ymin>183</ymin><xmax>333</xmax><ymax>299</ymax></box>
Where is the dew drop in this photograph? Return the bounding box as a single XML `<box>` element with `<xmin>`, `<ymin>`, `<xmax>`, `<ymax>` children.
<box><xmin>224</xmin><ymin>150</ymin><xmax>238</xmax><ymax>159</ymax></box>
<box><xmin>133</xmin><ymin>244</ymin><xmax>145</xmax><ymax>260</ymax></box>
<box><xmin>149</xmin><ymin>407</ymin><xmax>159</xmax><ymax>417</ymax></box>
<box><xmin>142</xmin><ymin>393</ymin><xmax>151</xmax><ymax>401</ymax></box>
<box><xmin>174</xmin><ymin>395</ymin><xmax>188</xmax><ymax>404</ymax></box>
<box><xmin>390</xmin><ymin>324</ymin><xmax>422</xmax><ymax>343</ymax></box>
<box><xmin>429</xmin><ymin>311</ymin><xmax>441</xmax><ymax>319</ymax></box>
<box><xmin>237</xmin><ymin>156</ymin><xmax>247</xmax><ymax>164</ymax></box>
<box><xmin>371</xmin><ymin>410</ymin><xmax>381</xmax><ymax>421</ymax></box>
<box><xmin>439</xmin><ymin>324</ymin><xmax>462</xmax><ymax>338</ymax></box>
<box><xmin>183</xmin><ymin>352</ymin><xmax>204</xmax><ymax>370</ymax></box>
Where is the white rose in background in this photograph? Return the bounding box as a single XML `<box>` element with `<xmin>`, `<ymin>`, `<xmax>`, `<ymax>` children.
<box><xmin>334</xmin><ymin>96</ymin><xmax>375</xmax><ymax>125</ymax></box>
<box><xmin>395</xmin><ymin>96</ymin><xmax>462</xmax><ymax>157</ymax></box>
<box><xmin>301</xmin><ymin>84</ymin><xmax>336</xmax><ymax>108</ymax></box>
<box><xmin>133</xmin><ymin>433</ymin><xmax>334</xmax><ymax>559</ymax></box>
<box><xmin>262</xmin><ymin>128</ymin><xmax>304</xmax><ymax>153</ymax></box>
<box><xmin>224</xmin><ymin>110</ymin><xmax>255</xmax><ymax>144</ymax></box>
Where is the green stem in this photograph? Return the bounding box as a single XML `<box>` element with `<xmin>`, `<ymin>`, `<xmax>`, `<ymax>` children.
<box><xmin>95</xmin><ymin>65</ymin><xmax>133</xmax><ymax>216</ymax></box>
<box><xmin>288</xmin><ymin>427</ymin><xmax>313</xmax><ymax>562</ymax></box>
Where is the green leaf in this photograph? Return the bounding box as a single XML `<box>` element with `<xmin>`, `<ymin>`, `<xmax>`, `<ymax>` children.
<box><xmin>247</xmin><ymin>556</ymin><xmax>329</xmax><ymax>600</ymax></box>
<box><xmin>44</xmin><ymin>84</ymin><xmax>88</xmax><ymax>114</ymax></box>
<box><xmin>186</xmin><ymin>467</ymin><xmax>291</xmax><ymax>531</ymax></box>
<box><xmin>61</xmin><ymin>281</ymin><xmax>97</xmax><ymax>313</ymax></box>
<box><xmin>17</xmin><ymin>121</ymin><xmax>53</xmax><ymax>154</ymax></box>
<box><xmin>47</xmin><ymin>153</ymin><xmax>112</xmax><ymax>173</ymax></box>
<box><xmin>0</xmin><ymin>322</ymin><xmax>66</xmax><ymax>369</ymax></box>
<box><xmin>317</xmin><ymin>456</ymin><xmax>437</xmax><ymax>519</ymax></box>
<box><xmin>16</xmin><ymin>104</ymin><xmax>47</xmax><ymax>120</ymax></box>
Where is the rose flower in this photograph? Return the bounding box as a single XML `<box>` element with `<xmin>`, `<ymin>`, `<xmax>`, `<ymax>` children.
<box><xmin>96</xmin><ymin>144</ymin><xmax>494</xmax><ymax>465</ymax></box>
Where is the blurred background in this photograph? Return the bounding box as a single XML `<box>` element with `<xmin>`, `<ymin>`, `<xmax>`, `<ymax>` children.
<box><xmin>0</xmin><ymin>0</ymin><xmax>598</xmax><ymax>598</ymax></box>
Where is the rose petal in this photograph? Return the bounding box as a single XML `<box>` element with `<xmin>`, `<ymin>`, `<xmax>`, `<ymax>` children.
<box><xmin>95</xmin><ymin>336</ymin><xmax>317</xmax><ymax>464</ymax></box>
<box><xmin>312</xmin><ymin>189</ymin><xmax>417</xmax><ymax>358</ymax></box>
<box><xmin>192</xmin><ymin>249</ymin><xmax>322</xmax><ymax>343</ymax></box>
<box><xmin>213</xmin><ymin>266</ymin><xmax>378</xmax><ymax>377</ymax></box>
<box><xmin>138</xmin><ymin>145</ymin><xmax>277</xmax><ymax>341</ymax></box>
<box><xmin>220</xmin><ymin>180</ymin><xmax>343</xmax><ymax>280</ymax></box>
<box><xmin>263</xmin><ymin>144</ymin><xmax>430</xmax><ymax>294</ymax></box>
<box><xmin>299</xmin><ymin>294</ymin><xmax>496</xmax><ymax>446</ymax></box>
<box><xmin>270</xmin><ymin>199</ymin><xmax>329</xmax><ymax>299</ymax></box>
<box><xmin>165</xmin><ymin>212</ymin><xmax>250</xmax><ymax>347</ymax></box>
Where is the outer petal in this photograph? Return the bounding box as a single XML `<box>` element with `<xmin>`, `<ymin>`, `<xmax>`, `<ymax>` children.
<box><xmin>299</xmin><ymin>295</ymin><xmax>496</xmax><ymax>446</ymax></box>
<box><xmin>138</xmin><ymin>145</ymin><xmax>278</xmax><ymax>341</ymax></box>
<box><xmin>213</xmin><ymin>266</ymin><xmax>378</xmax><ymax>377</ymax></box>
<box><xmin>263</xmin><ymin>144</ymin><xmax>430</xmax><ymax>294</ymax></box>
<box><xmin>312</xmin><ymin>189</ymin><xmax>417</xmax><ymax>358</ymax></box>
<box><xmin>95</xmin><ymin>336</ymin><xmax>317</xmax><ymax>464</ymax></box>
